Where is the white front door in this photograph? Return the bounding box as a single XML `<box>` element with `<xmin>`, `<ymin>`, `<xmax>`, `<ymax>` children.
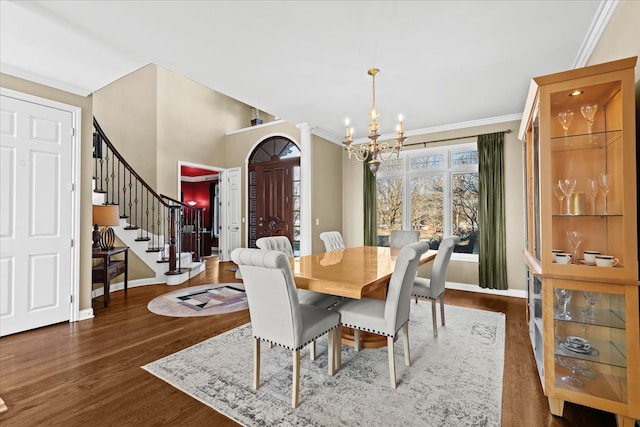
<box><xmin>0</xmin><ymin>92</ymin><xmax>76</xmax><ymax>336</ymax></box>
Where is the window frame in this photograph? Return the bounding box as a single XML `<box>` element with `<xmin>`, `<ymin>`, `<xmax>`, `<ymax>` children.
<box><xmin>376</xmin><ymin>141</ymin><xmax>479</xmax><ymax>262</ymax></box>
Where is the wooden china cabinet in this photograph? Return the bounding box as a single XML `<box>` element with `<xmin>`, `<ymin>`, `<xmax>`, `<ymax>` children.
<box><xmin>518</xmin><ymin>57</ymin><xmax>639</xmax><ymax>426</ymax></box>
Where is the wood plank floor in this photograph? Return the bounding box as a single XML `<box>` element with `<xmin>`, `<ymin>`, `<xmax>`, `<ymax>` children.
<box><xmin>0</xmin><ymin>258</ymin><xmax>618</xmax><ymax>426</ymax></box>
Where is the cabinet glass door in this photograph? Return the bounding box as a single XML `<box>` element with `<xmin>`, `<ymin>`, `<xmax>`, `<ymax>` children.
<box><xmin>547</xmin><ymin>80</ymin><xmax>626</xmax><ymax>273</ymax></box>
<box><xmin>552</xmin><ymin>285</ymin><xmax>627</xmax><ymax>403</ymax></box>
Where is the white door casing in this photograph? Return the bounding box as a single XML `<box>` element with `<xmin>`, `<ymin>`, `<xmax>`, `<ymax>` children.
<box><xmin>0</xmin><ymin>90</ymin><xmax>80</xmax><ymax>336</ymax></box>
<box><xmin>223</xmin><ymin>167</ymin><xmax>241</xmax><ymax>261</ymax></box>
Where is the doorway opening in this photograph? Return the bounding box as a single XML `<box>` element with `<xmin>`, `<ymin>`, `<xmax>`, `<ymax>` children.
<box><xmin>178</xmin><ymin>163</ymin><xmax>221</xmax><ymax>257</ymax></box>
<box><xmin>247</xmin><ymin>136</ymin><xmax>301</xmax><ymax>254</ymax></box>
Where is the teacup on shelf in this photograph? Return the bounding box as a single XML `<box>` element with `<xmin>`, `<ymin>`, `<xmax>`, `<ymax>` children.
<box><xmin>566</xmin><ymin>336</ymin><xmax>591</xmax><ymax>351</ymax></box>
<box><xmin>583</xmin><ymin>250</ymin><xmax>600</xmax><ymax>264</ymax></box>
<box><xmin>595</xmin><ymin>255</ymin><xmax>618</xmax><ymax>267</ymax></box>
<box><xmin>555</xmin><ymin>253</ymin><xmax>572</xmax><ymax>265</ymax></box>
<box><xmin>552</xmin><ymin>249</ymin><xmax>563</xmax><ymax>262</ymax></box>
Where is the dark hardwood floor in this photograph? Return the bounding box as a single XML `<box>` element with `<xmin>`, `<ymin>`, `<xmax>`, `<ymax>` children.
<box><xmin>0</xmin><ymin>258</ymin><xmax>618</xmax><ymax>426</ymax></box>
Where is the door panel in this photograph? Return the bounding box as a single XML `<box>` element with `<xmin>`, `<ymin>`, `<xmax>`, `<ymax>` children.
<box><xmin>253</xmin><ymin>160</ymin><xmax>295</xmax><ymax>244</ymax></box>
<box><xmin>0</xmin><ymin>94</ymin><xmax>73</xmax><ymax>336</ymax></box>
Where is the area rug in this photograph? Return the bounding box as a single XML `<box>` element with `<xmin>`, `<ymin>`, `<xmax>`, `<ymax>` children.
<box><xmin>143</xmin><ymin>303</ymin><xmax>505</xmax><ymax>426</ymax></box>
<box><xmin>147</xmin><ymin>283</ymin><xmax>247</xmax><ymax>317</ymax></box>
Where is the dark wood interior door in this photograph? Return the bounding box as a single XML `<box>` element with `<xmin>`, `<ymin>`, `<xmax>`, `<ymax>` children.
<box><xmin>251</xmin><ymin>158</ymin><xmax>297</xmax><ymax>245</ymax></box>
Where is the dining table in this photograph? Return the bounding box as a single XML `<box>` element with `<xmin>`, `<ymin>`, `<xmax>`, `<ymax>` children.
<box><xmin>290</xmin><ymin>245</ymin><xmax>437</xmax><ymax>348</ymax></box>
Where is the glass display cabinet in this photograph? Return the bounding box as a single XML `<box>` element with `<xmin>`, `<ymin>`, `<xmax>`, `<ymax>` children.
<box><xmin>519</xmin><ymin>57</ymin><xmax>639</xmax><ymax>426</ymax></box>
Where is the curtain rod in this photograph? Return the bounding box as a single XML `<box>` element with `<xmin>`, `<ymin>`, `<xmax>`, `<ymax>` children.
<box><xmin>403</xmin><ymin>129</ymin><xmax>512</xmax><ymax>148</ymax></box>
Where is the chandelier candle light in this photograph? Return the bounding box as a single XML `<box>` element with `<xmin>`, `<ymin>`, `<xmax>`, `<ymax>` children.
<box><xmin>343</xmin><ymin>68</ymin><xmax>406</xmax><ymax>175</ymax></box>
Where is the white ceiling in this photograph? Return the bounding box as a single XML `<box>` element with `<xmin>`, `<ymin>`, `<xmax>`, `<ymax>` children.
<box><xmin>1</xmin><ymin>1</ymin><xmax>611</xmax><ymax>141</ymax></box>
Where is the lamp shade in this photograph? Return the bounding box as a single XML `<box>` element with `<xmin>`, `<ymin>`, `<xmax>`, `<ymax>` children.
<box><xmin>93</xmin><ymin>205</ymin><xmax>120</xmax><ymax>226</ymax></box>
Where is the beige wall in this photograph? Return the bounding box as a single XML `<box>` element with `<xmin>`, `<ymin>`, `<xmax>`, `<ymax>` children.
<box><xmin>311</xmin><ymin>134</ymin><xmax>343</xmax><ymax>253</ymax></box>
<box><xmin>93</xmin><ymin>64</ymin><xmax>158</xmax><ymax>187</ymax></box>
<box><xmin>342</xmin><ymin>120</ymin><xmax>527</xmax><ymax>291</ymax></box>
<box><xmin>588</xmin><ymin>0</ymin><xmax>640</xmax><ymax>81</ymax></box>
<box><xmin>0</xmin><ymin>73</ymin><xmax>95</xmax><ymax>310</ymax></box>
<box><xmin>156</xmin><ymin>67</ymin><xmax>250</xmax><ymax>198</ymax></box>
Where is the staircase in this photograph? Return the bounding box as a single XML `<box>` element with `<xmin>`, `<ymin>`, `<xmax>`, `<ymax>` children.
<box><xmin>92</xmin><ymin>118</ymin><xmax>206</xmax><ymax>288</ymax></box>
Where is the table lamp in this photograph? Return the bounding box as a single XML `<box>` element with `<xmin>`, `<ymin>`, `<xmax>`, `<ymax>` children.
<box><xmin>92</xmin><ymin>205</ymin><xmax>120</xmax><ymax>250</ymax></box>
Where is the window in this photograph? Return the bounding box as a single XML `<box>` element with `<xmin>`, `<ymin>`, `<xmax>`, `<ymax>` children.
<box><xmin>376</xmin><ymin>142</ymin><xmax>479</xmax><ymax>259</ymax></box>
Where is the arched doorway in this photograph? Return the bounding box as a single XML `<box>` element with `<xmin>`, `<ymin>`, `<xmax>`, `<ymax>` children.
<box><xmin>248</xmin><ymin>136</ymin><xmax>301</xmax><ymax>254</ymax></box>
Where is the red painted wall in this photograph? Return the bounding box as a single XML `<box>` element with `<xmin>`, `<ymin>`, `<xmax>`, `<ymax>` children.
<box><xmin>181</xmin><ymin>181</ymin><xmax>212</xmax><ymax>228</ymax></box>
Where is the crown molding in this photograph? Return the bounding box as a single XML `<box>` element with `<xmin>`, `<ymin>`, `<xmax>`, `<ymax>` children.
<box><xmin>572</xmin><ymin>0</ymin><xmax>619</xmax><ymax>68</ymax></box>
<box><xmin>310</xmin><ymin>113</ymin><xmax>522</xmax><ymax>146</ymax></box>
<box><xmin>1</xmin><ymin>62</ymin><xmax>92</xmax><ymax>96</ymax></box>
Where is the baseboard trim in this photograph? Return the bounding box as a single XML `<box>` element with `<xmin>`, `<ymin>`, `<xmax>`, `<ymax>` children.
<box><xmin>77</xmin><ymin>308</ymin><xmax>94</xmax><ymax>321</ymax></box>
<box><xmin>91</xmin><ymin>278</ymin><xmax>165</xmax><ymax>298</ymax></box>
<box><xmin>445</xmin><ymin>282</ymin><xmax>527</xmax><ymax>299</ymax></box>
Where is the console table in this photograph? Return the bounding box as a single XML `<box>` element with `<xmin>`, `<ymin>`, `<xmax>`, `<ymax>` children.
<box><xmin>92</xmin><ymin>246</ymin><xmax>128</xmax><ymax>307</ymax></box>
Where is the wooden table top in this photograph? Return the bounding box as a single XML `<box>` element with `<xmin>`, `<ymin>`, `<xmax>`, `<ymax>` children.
<box><xmin>291</xmin><ymin>246</ymin><xmax>437</xmax><ymax>299</ymax></box>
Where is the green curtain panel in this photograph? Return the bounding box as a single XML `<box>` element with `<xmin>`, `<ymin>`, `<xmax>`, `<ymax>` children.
<box><xmin>478</xmin><ymin>132</ymin><xmax>508</xmax><ymax>290</ymax></box>
<box><xmin>363</xmin><ymin>155</ymin><xmax>378</xmax><ymax>246</ymax></box>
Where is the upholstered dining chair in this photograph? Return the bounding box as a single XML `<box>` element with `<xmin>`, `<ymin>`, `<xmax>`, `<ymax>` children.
<box><xmin>231</xmin><ymin>248</ymin><xmax>341</xmax><ymax>408</ymax></box>
<box><xmin>389</xmin><ymin>230</ymin><xmax>420</xmax><ymax>248</ymax></box>
<box><xmin>411</xmin><ymin>235</ymin><xmax>460</xmax><ymax>337</ymax></box>
<box><xmin>256</xmin><ymin>235</ymin><xmax>339</xmax><ymax>359</ymax></box>
<box><xmin>334</xmin><ymin>240</ymin><xmax>429</xmax><ymax>388</ymax></box>
<box><xmin>319</xmin><ymin>231</ymin><xmax>345</xmax><ymax>252</ymax></box>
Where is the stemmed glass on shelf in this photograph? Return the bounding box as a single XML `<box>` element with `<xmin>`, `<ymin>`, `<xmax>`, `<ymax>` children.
<box><xmin>587</xmin><ymin>178</ymin><xmax>598</xmax><ymax>214</ymax></box>
<box><xmin>583</xmin><ymin>291</ymin><xmax>601</xmax><ymax>323</ymax></box>
<box><xmin>557</xmin><ymin>110</ymin><xmax>574</xmax><ymax>138</ymax></box>
<box><xmin>553</xmin><ymin>182</ymin><xmax>566</xmax><ymax>214</ymax></box>
<box><xmin>558</xmin><ymin>179</ymin><xmax>576</xmax><ymax>215</ymax></box>
<box><xmin>567</xmin><ymin>230</ymin><xmax>584</xmax><ymax>265</ymax></box>
<box><xmin>598</xmin><ymin>173</ymin><xmax>609</xmax><ymax>214</ymax></box>
<box><xmin>580</xmin><ymin>103</ymin><xmax>598</xmax><ymax>135</ymax></box>
<box><xmin>554</xmin><ymin>288</ymin><xmax>573</xmax><ymax>320</ymax></box>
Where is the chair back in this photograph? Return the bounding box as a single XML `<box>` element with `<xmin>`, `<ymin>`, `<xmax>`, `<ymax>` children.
<box><xmin>231</xmin><ymin>248</ymin><xmax>302</xmax><ymax>349</ymax></box>
<box><xmin>428</xmin><ymin>235</ymin><xmax>461</xmax><ymax>296</ymax></box>
<box><xmin>384</xmin><ymin>241</ymin><xmax>430</xmax><ymax>334</ymax></box>
<box><xmin>319</xmin><ymin>231</ymin><xmax>345</xmax><ymax>251</ymax></box>
<box><xmin>389</xmin><ymin>230</ymin><xmax>420</xmax><ymax>248</ymax></box>
<box><xmin>256</xmin><ymin>236</ymin><xmax>294</xmax><ymax>257</ymax></box>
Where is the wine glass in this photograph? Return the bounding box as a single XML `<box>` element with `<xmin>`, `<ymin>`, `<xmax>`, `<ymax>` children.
<box><xmin>558</xmin><ymin>179</ymin><xmax>576</xmax><ymax>215</ymax></box>
<box><xmin>587</xmin><ymin>178</ymin><xmax>598</xmax><ymax>214</ymax></box>
<box><xmin>557</xmin><ymin>110</ymin><xmax>574</xmax><ymax>137</ymax></box>
<box><xmin>556</xmin><ymin>356</ymin><xmax>586</xmax><ymax>387</ymax></box>
<box><xmin>580</xmin><ymin>103</ymin><xmax>598</xmax><ymax>134</ymax></box>
<box><xmin>554</xmin><ymin>288</ymin><xmax>573</xmax><ymax>320</ymax></box>
<box><xmin>553</xmin><ymin>182</ymin><xmax>565</xmax><ymax>214</ymax></box>
<box><xmin>598</xmin><ymin>173</ymin><xmax>609</xmax><ymax>214</ymax></box>
<box><xmin>567</xmin><ymin>230</ymin><xmax>584</xmax><ymax>264</ymax></box>
<box><xmin>583</xmin><ymin>291</ymin><xmax>601</xmax><ymax>323</ymax></box>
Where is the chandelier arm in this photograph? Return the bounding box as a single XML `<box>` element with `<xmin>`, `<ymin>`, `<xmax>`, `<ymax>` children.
<box><xmin>346</xmin><ymin>143</ymin><xmax>370</xmax><ymax>162</ymax></box>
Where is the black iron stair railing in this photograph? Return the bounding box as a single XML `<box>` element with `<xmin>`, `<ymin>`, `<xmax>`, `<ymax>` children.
<box><xmin>93</xmin><ymin>117</ymin><xmax>197</xmax><ymax>276</ymax></box>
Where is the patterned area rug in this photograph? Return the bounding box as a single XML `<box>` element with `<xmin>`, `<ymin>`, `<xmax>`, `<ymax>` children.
<box><xmin>147</xmin><ymin>283</ymin><xmax>247</xmax><ymax>317</ymax></box>
<box><xmin>143</xmin><ymin>303</ymin><xmax>505</xmax><ymax>426</ymax></box>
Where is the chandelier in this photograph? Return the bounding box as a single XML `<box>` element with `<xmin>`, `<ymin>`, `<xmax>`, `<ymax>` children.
<box><xmin>343</xmin><ymin>68</ymin><xmax>406</xmax><ymax>175</ymax></box>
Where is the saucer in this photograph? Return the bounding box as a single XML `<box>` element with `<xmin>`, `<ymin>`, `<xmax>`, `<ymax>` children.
<box><xmin>559</xmin><ymin>341</ymin><xmax>599</xmax><ymax>355</ymax></box>
<box><xmin>579</xmin><ymin>259</ymin><xmax>596</xmax><ymax>266</ymax></box>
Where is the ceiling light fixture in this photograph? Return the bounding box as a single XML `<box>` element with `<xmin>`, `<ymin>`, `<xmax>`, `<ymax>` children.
<box><xmin>343</xmin><ymin>68</ymin><xmax>406</xmax><ymax>175</ymax></box>
<box><xmin>569</xmin><ymin>90</ymin><xmax>584</xmax><ymax>96</ymax></box>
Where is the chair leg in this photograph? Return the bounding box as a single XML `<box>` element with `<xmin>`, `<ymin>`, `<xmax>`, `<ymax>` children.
<box><xmin>334</xmin><ymin>328</ymin><xmax>342</xmax><ymax>369</ymax></box>
<box><xmin>327</xmin><ymin>330</ymin><xmax>335</xmax><ymax>376</ymax></box>
<box><xmin>402</xmin><ymin>322</ymin><xmax>410</xmax><ymax>367</ymax></box>
<box><xmin>440</xmin><ymin>294</ymin><xmax>446</xmax><ymax>326</ymax></box>
<box><xmin>387</xmin><ymin>335</ymin><xmax>396</xmax><ymax>388</ymax></box>
<box><xmin>292</xmin><ymin>350</ymin><xmax>300</xmax><ymax>408</ymax></box>
<box><xmin>354</xmin><ymin>329</ymin><xmax>360</xmax><ymax>352</ymax></box>
<box><xmin>431</xmin><ymin>299</ymin><xmax>438</xmax><ymax>337</ymax></box>
<box><xmin>309</xmin><ymin>340</ymin><xmax>316</xmax><ymax>361</ymax></box>
<box><xmin>268</xmin><ymin>342</ymin><xmax>273</xmax><ymax>349</ymax></box>
<box><xmin>253</xmin><ymin>338</ymin><xmax>261</xmax><ymax>389</ymax></box>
